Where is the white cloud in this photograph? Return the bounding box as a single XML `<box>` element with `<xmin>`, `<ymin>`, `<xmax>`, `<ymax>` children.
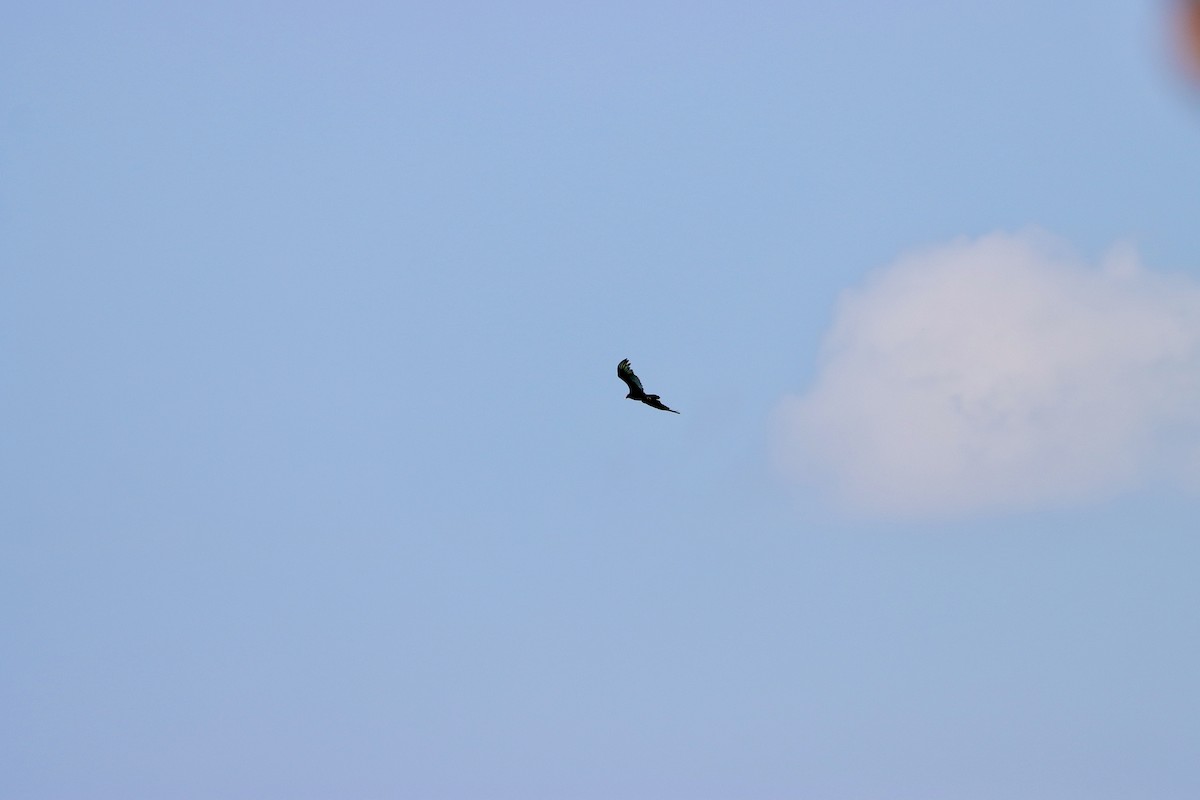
<box><xmin>776</xmin><ymin>230</ymin><xmax>1200</xmax><ymax>517</ymax></box>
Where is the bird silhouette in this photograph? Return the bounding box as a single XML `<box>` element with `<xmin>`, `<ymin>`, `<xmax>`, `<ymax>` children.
<box><xmin>617</xmin><ymin>359</ymin><xmax>680</xmax><ymax>413</ymax></box>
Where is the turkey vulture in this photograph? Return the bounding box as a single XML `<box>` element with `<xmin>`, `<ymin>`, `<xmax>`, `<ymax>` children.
<box><xmin>617</xmin><ymin>358</ymin><xmax>680</xmax><ymax>413</ymax></box>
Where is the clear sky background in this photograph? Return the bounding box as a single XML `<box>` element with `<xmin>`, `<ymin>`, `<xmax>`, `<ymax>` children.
<box><xmin>4</xmin><ymin>2</ymin><xmax>1200</xmax><ymax>798</ymax></box>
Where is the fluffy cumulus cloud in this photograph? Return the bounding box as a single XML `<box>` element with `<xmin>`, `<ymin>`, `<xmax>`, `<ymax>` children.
<box><xmin>777</xmin><ymin>230</ymin><xmax>1200</xmax><ymax>516</ymax></box>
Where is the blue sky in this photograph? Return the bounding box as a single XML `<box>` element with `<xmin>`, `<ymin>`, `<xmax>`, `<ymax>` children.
<box><xmin>4</xmin><ymin>2</ymin><xmax>1200</xmax><ymax>798</ymax></box>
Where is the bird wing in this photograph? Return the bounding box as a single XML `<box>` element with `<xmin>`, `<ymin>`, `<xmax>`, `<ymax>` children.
<box><xmin>617</xmin><ymin>359</ymin><xmax>645</xmax><ymax>396</ymax></box>
<box><xmin>643</xmin><ymin>396</ymin><xmax>680</xmax><ymax>414</ymax></box>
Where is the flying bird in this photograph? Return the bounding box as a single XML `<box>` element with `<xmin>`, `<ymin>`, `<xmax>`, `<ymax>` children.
<box><xmin>617</xmin><ymin>358</ymin><xmax>680</xmax><ymax>413</ymax></box>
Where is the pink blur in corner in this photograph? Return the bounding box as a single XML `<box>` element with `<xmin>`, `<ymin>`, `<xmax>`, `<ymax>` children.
<box><xmin>1172</xmin><ymin>0</ymin><xmax>1200</xmax><ymax>82</ymax></box>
